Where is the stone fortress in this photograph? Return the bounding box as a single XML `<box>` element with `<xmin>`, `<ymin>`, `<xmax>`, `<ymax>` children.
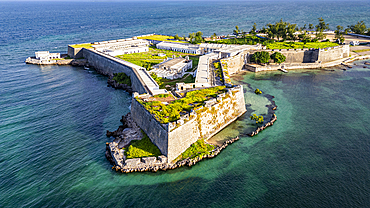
<box><xmin>59</xmin><ymin>33</ymin><xmax>353</xmax><ymax>171</ymax></box>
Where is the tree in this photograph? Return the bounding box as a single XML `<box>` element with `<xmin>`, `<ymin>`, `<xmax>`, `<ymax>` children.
<box><xmin>250</xmin><ymin>23</ymin><xmax>257</xmax><ymax>35</ymax></box>
<box><xmin>250</xmin><ymin>114</ymin><xmax>264</xmax><ymax>124</ymax></box>
<box><xmin>315</xmin><ymin>17</ymin><xmax>329</xmax><ymax>40</ymax></box>
<box><xmin>270</xmin><ymin>52</ymin><xmax>286</xmax><ymax>64</ymax></box>
<box><xmin>233</xmin><ymin>26</ymin><xmax>240</xmax><ymax>36</ymax></box>
<box><xmin>348</xmin><ymin>21</ymin><xmax>367</xmax><ymax>35</ymax></box>
<box><xmin>308</xmin><ymin>24</ymin><xmax>314</xmax><ymax>31</ymax></box>
<box><xmin>316</xmin><ymin>17</ymin><xmax>330</xmax><ymax>31</ymax></box>
<box><xmin>335</xmin><ymin>25</ymin><xmax>345</xmax><ymax>43</ymax></box>
<box><xmin>188</xmin><ymin>32</ymin><xmax>204</xmax><ymax>44</ymax></box>
<box><xmin>174</xmin><ymin>34</ymin><xmax>180</xmax><ymax>40</ymax></box>
<box><xmin>251</xmin><ymin>51</ymin><xmax>270</xmax><ymax>64</ymax></box>
<box><xmin>298</xmin><ymin>31</ymin><xmax>311</xmax><ymax>44</ymax></box>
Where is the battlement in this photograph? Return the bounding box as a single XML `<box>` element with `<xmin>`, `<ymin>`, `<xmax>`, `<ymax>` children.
<box><xmin>131</xmin><ymin>85</ymin><xmax>246</xmax><ymax>162</ymax></box>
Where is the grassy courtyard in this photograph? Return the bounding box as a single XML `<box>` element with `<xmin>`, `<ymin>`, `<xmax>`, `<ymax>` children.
<box><xmin>69</xmin><ymin>43</ymin><xmax>93</xmax><ymax>49</ymax></box>
<box><xmin>137</xmin><ymin>86</ymin><xmax>226</xmax><ymax>123</ymax></box>
<box><xmin>266</xmin><ymin>41</ymin><xmax>339</xmax><ymax>49</ymax></box>
<box><xmin>116</xmin><ymin>47</ymin><xmax>199</xmax><ymax>70</ymax></box>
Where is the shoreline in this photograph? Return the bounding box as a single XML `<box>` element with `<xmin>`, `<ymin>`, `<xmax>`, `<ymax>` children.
<box><xmin>106</xmin><ymin>95</ymin><xmax>278</xmax><ymax>173</ymax></box>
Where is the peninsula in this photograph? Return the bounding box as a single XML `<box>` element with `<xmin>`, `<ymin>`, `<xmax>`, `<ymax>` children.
<box><xmin>26</xmin><ymin>21</ymin><xmax>370</xmax><ymax>173</ymax></box>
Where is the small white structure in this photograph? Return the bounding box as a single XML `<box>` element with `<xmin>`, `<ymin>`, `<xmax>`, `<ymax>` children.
<box><xmin>35</xmin><ymin>51</ymin><xmax>60</xmax><ymax>61</ymax></box>
<box><xmin>151</xmin><ymin>57</ymin><xmax>192</xmax><ymax>79</ymax></box>
<box><xmin>156</xmin><ymin>42</ymin><xmax>201</xmax><ymax>54</ymax></box>
<box><xmin>350</xmin><ymin>41</ymin><xmax>360</xmax><ymax>46</ymax></box>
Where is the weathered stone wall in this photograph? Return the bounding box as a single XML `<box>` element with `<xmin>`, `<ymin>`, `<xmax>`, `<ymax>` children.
<box><xmin>131</xmin><ymin>85</ymin><xmax>246</xmax><ymax>162</ymax></box>
<box><xmin>83</xmin><ymin>49</ymin><xmax>148</xmax><ymax>94</ymax></box>
<box><xmin>130</xmin><ymin>97</ymin><xmax>169</xmax><ymax>156</ymax></box>
<box><xmin>68</xmin><ymin>46</ymin><xmax>84</xmax><ymax>59</ymax></box>
<box><xmin>167</xmin><ymin>85</ymin><xmax>246</xmax><ymax>161</ymax></box>
<box><xmin>222</xmin><ymin>53</ymin><xmax>245</xmax><ymax>75</ymax></box>
<box><xmin>317</xmin><ymin>45</ymin><xmax>349</xmax><ymax>63</ymax></box>
<box><xmin>245</xmin><ymin>45</ymin><xmax>349</xmax><ymax>65</ymax></box>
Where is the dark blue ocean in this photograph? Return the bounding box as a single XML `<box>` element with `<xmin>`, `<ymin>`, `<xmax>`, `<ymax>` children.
<box><xmin>1</xmin><ymin>1</ymin><xmax>370</xmax><ymax>207</ymax></box>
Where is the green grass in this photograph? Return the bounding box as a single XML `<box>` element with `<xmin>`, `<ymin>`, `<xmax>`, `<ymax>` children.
<box><xmin>116</xmin><ymin>47</ymin><xmax>199</xmax><ymax>69</ymax></box>
<box><xmin>138</xmin><ymin>35</ymin><xmax>188</xmax><ymax>43</ymax></box>
<box><xmin>138</xmin><ymin>86</ymin><xmax>226</xmax><ymax>123</ymax></box>
<box><xmin>206</xmin><ymin>35</ymin><xmax>273</xmax><ymax>45</ymax></box>
<box><xmin>179</xmin><ymin>139</ymin><xmax>215</xmax><ymax>160</ymax></box>
<box><xmin>153</xmin><ymin>94</ymin><xmax>172</xmax><ymax>98</ymax></box>
<box><xmin>69</xmin><ymin>43</ymin><xmax>93</xmax><ymax>49</ymax></box>
<box><xmin>124</xmin><ymin>131</ymin><xmax>162</xmax><ymax>159</ymax></box>
<box><xmin>353</xmin><ymin>49</ymin><xmax>370</xmax><ymax>53</ymax></box>
<box><xmin>266</xmin><ymin>42</ymin><xmax>339</xmax><ymax>49</ymax></box>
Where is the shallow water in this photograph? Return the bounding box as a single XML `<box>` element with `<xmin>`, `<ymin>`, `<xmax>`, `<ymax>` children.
<box><xmin>1</xmin><ymin>1</ymin><xmax>370</xmax><ymax>207</ymax></box>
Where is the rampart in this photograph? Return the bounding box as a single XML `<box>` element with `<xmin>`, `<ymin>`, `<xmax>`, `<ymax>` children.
<box><xmin>220</xmin><ymin>45</ymin><xmax>350</xmax><ymax>72</ymax></box>
<box><xmin>261</xmin><ymin>45</ymin><xmax>350</xmax><ymax>63</ymax></box>
<box><xmin>131</xmin><ymin>85</ymin><xmax>246</xmax><ymax>162</ymax></box>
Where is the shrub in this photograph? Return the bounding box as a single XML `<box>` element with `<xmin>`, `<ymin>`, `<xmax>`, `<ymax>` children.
<box><xmin>270</xmin><ymin>52</ymin><xmax>286</xmax><ymax>64</ymax></box>
<box><xmin>112</xmin><ymin>73</ymin><xmax>131</xmax><ymax>86</ymax></box>
<box><xmin>180</xmin><ymin>139</ymin><xmax>215</xmax><ymax>160</ymax></box>
<box><xmin>255</xmin><ymin>88</ymin><xmax>262</xmax><ymax>94</ymax></box>
<box><xmin>251</xmin><ymin>51</ymin><xmax>270</xmax><ymax>64</ymax></box>
<box><xmin>250</xmin><ymin>114</ymin><xmax>264</xmax><ymax>124</ymax></box>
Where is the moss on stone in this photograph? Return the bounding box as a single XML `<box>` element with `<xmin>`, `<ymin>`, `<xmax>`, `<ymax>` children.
<box><xmin>124</xmin><ymin>132</ymin><xmax>162</xmax><ymax>159</ymax></box>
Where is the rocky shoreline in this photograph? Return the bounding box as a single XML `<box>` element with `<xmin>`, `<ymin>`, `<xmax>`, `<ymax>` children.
<box><xmin>107</xmin><ymin>77</ymin><xmax>133</xmax><ymax>93</ymax></box>
<box><xmin>25</xmin><ymin>56</ymin><xmax>88</xmax><ymax>67</ymax></box>
<box><xmin>105</xmin><ymin>91</ymin><xmax>279</xmax><ymax>173</ymax></box>
<box><xmin>248</xmin><ymin>114</ymin><xmax>277</xmax><ymax>137</ymax></box>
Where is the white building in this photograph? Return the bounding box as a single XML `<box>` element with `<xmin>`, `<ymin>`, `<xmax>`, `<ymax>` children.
<box><xmin>156</xmin><ymin>42</ymin><xmax>201</xmax><ymax>54</ymax></box>
<box><xmin>35</xmin><ymin>51</ymin><xmax>60</xmax><ymax>60</ymax></box>
<box><xmin>151</xmin><ymin>57</ymin><xmax>192</xmax><ymax>79</ymax></box>
<box><xmin>93</xmin><ymin>39</ymin><xmax>150</xmax><ymax>56</ymax></box>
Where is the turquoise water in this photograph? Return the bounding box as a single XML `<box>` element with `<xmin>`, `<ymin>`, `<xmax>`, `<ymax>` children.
<box><xmin>1</xmin><ymin>1</ymin><xmax>370</xmax><ymax>207</ymax></box>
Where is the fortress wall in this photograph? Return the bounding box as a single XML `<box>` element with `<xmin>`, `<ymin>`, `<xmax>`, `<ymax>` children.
<box><xmin>167</xmin><ymin>85</ymin><xmax>246</xmax><ymax>161</ymax></box>
<box><xmin>317</xmin><ymin>45</ymin><xmax>349</xmax><ymax>63</ymax></box>
<box><xmin>83</xmin><ymin>49</ymin><xmax>148</xmax><ymax>94</ymax></box>
<box><xmin>68</xmin><ymin>46</ymin><xmax>84</xmax><ymax>59</ymax></box>
<box><xmin>131</xmin><ymin>97</ymin><xmax>169</xmax><ymax>156</ymax></box>
<box><xmin>245</xmin><ymin>46</ymin><xmax>348</xmax><ymax>66</ymax></box>
<box><xmin>222</xmin><ymin>53</ymin><xmax>245</xmax><ymax>75</ymax></box>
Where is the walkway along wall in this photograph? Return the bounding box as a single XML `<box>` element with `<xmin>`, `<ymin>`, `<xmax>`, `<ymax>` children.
<box><xmin>131</xmin><ymin>85</ymin><xmax>247</xmax><ymax>162</ymax></box>
<box><xmin>82</xmin><ymin>48</ymin><xmax>148</xmax><ymax>94</ymax></box>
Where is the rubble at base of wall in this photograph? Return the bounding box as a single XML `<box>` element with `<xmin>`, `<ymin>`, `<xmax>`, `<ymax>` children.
<box><xmin>106</xmin><ymin>136</ymin><xmax>242</xmax><ymax>173</ymax></box>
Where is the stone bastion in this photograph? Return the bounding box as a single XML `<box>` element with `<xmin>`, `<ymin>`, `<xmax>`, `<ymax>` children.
<box><xmin>130</xmin><ymin>85</ymin><xmax>247</xmax><ymax>163</ymax></box>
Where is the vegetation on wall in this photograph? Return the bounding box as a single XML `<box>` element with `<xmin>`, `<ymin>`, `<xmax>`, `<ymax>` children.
<box><xmin>178</xmin><ymin>139</ymin><xmax>215</xmax><ymax>160</ymax></box>
<box><xmin>266</xmin><ymin>42</ymin><xmax>338</xmax><ymax>49</ymax></box>
<box><xmin>138</xmin><ymin>86</ymin><xmax>226</xmax><ymax>123</ymax></box>
<box><xmin>69</xmin><ymin>43</ymin><xmax>93</xmax><ymax>49</ymax></box>
<box><xmin>124</xmin><ymin>131</ymin><xmax>162</xmax><ymax>159</ymax></box>
<box><xmin>112</xmin><ymin>73</ymin><xmax>131</xmax><ymax>86</ymax></box>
